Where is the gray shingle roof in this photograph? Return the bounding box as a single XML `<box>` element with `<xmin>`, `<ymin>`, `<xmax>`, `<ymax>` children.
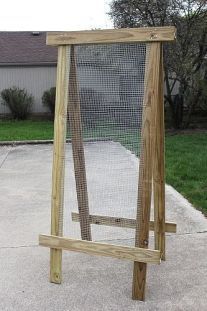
<box><xmin>0</xmin><ymin>32</ymin><xmax>57</xmax><ymax>66</ymax></box>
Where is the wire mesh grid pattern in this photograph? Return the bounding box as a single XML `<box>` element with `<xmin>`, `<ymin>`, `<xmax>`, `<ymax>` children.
<box><xmin>63</xmin><ymin>43</ymin><xmax>148</xmax><ymax>246</ymax></box>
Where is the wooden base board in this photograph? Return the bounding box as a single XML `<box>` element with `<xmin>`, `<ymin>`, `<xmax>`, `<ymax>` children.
<box><xmin>39</xmin><ymin>234</ymin><xmax>161</xmax><ymax>264</ymax></box>
<box><xmin>71</xmin><ymin>212</ymin><xmax>176</xmax><ymax>233</ymax></box>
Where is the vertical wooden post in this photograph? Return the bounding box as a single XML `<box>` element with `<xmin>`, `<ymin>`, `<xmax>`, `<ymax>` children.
<box><xmin>68</xmin><ymin>45</ymin><xmax>92</xmax><ymax>241</ymax></box>
<box><xmin>132</xmin><ymin>42</ymin><xmax>161</xmax><ymax>300</ymax></box>
<box><xmin>50</xmin><ymin>45</ymin><xmax>70</xmax><ymax>284</ymax></box>
<box><xmin>153</xmin><ymin>44</ymin><xmax>165</xmax><ymax>260</ymax></box>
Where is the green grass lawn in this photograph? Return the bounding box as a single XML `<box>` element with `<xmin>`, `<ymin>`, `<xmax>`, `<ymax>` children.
<box><xmin>165</xmin><ymin>133</ymin><xmax>207</xmax><ymax>215</ymax></box>
<box><xmin>0</xmin><ymin>120</ymin><xmax>206</xmax><ymax>214</ymax></box>
<box><xmin>0</xmin><ymin>120</ymin><xmax>54</xmax><ymax>141</ymax></box>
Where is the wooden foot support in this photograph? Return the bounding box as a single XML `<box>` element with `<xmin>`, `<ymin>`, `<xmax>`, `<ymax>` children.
<box><xmin>71</xmin><ymin>212</ymin><xmax>176</xmax><ymax>233</ymax></box>
<box><xmin>39</xmin><ymin>234</ymin><xmax>161</xmax><ymax>264</ymax></box>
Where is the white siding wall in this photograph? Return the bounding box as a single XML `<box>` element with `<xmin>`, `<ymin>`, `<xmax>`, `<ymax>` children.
<box><xmin>0</xmin><ymin>66</ymin><xmax>56</xmax><ymax>114</ymax></box>
<box><xmin>79</xmin><ymin>67</ymin><xmax>120</xmax><ymax>103</ymax></box>
<box><xmin>0</xmin><ymin>65</ymin><xmax>180</xmax><ymax>115</ymax></box>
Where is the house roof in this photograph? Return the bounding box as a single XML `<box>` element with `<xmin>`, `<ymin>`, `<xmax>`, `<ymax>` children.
<box><xmin>0</xmin><ymin>32</ymin><xmax>57</xmax><ymax>66</ymax></box>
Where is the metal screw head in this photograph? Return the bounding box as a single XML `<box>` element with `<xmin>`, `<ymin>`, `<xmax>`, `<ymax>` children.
<box><xmin>150</xmin><ymin>33</ymin><xmax>158</xmax><ymax>40</ymax></box>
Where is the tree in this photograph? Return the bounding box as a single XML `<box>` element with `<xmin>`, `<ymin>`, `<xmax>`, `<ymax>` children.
<box><xmin>109</xmin><ymin>0</ymin><xmax>207</xmax><ymax>128</ymax></box>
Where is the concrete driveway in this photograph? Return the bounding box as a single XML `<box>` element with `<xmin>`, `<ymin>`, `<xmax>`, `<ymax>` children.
<box><xmin>0</xmin><ymin>143</ymin><xmax>207</xmax><ymax>311</ymax></box>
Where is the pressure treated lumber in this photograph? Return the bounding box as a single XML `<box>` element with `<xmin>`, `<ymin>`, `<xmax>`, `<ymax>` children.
<box><xmin>47</xmin><ymin>26</ymin><xmax>176</xmax><ymax>46</ymax></box>
<box><xmin>71</xmin><ymin>212</ymin><xmax>176</xmax><ymax>233</ymax></box>
<box><xmin>132</xmin><ymin>42</ymin><xmax>161</xmax><ymax>300</ymax></box>
<box><xmin>68</xmin><ymin>45</ymin><xmax>91</xmax><ymax>241</ymax></box>
<box><xmin>43</xmin><ymin>27</ymin><xmax>176</xmax><ymax>301</ymax></box>
<box><xmin>39</xmin><ymin>235</ymin><xmax>161</xmax><ymax>264</ymax></box>
<box><xmin>153</xmin><ymin>44</ymin><xmax>166</xmax><ymax>260</ymax></box>
<box><xmin>50</xmin><ymin>46</ymin><xmax>70</xmax><ymax>284</ymax></box>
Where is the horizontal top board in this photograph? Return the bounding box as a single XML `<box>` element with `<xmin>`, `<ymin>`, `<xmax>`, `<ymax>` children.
<box><xmin>47</xmin><ymin>27</ymin><xmax>176</xmax><ymax>46</ymax></box>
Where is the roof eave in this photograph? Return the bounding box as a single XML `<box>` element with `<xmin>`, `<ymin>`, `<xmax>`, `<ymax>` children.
<box><xmin>0</xmin><ymin>62</ymin><xmax>57</xmax><ymax>67</ymax></box>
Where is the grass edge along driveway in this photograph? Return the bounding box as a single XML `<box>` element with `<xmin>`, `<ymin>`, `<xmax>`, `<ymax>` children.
<box><xmin>0</xmin><ymin>120</ymin><xmax>206</xmax><ymax>214</ymax></box>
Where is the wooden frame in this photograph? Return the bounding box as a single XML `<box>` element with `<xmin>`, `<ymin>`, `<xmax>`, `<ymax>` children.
<box><xmin>50</xmin><ymin>46</ymin><xmax>70</xmax><ymax>284</ymax></box>
<box><xmin>68</xmin><ymin>45</ymin><xmax>91</xmax><ymax>241</ymax></box>
<box><xmin>39</xmin><ymin>27</ymin><xmax>176</xmax><ymax>301</ymax></box>
<box><xmin>153</xmin><ymin>44</ymin><xmax>166</xmax><ymax>260</ymax></box>
<box><xmin>132</xmin><ymin>42</ymin><xmax>161</xmax><ymax>300</ymax></box>
<box><xmin>40</xmin><ymin>235</ymin><xmax>161</xmax><ymax>264</ymax></box>
<box><xmin>71</xmin><ymin>212</ymin><xmax>176</xmax><ymax>233</ymax></box>
<box><xmin>47</xmin><ymin>27</ymin><xmax>176</xmax><ymax>46</ymax></box>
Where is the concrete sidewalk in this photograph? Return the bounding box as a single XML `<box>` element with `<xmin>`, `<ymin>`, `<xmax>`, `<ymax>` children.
<box><xmin>0</xmin><ymin>144</ymin><xmax>207</xmax><ymax>311</ymax></box>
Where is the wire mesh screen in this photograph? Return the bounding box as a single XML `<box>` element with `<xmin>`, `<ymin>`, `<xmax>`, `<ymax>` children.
<box><xmin>64</xmin><ymin>43</ymin><xmax>148</xmax><ymax>247</ymax></box>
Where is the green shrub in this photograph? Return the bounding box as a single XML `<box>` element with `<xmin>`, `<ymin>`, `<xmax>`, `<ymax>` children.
<box><xmin>1</xmin><ymin>87</ymin><xmax>33</xmax><ymax>120</ymax></box>
<box><xmin>42</xmin><ymin>87</ymin><xmax>56</xmax><ymax>116</ymax></box>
